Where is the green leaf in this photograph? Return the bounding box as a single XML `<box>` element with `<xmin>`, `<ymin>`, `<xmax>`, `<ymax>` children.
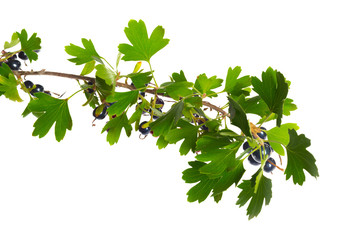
<box><xmin>65</xmin><ymin>38</ymin><xmax>102</xmax><ymax>65</ymax></box>
<box><xmin>4</xmin><ymin>32</ymin><xmax>20</xmax><ymax>49</ymax></box>
<box><xmin>171</xmin><ymin>70</ymin><xmax>187</xmax><ymax>82</ymax></box>
<box><xmin>183</xmin><ymin>96</ymin><xmax>202</xmax><ymax>108</ymax></box>
<box><xmin>285</xmin><ymin>129</ymin><xmax>319</xmax><ymax>185</ymax></box>
<box><xmin>183</xmin><ymin>159</ymin><xmax>246</xmax><ymax>203</ymax></box>
<box><xmin>95</xmin><ymin>76</ymin><xmax>115</xmax><ymax>101</ymax></box>
<box><xmin>149</xmin><ymin>101</ymin><xmax>184</xmax><ymax>136</ymax></box>
<box><xmin>196</xmin><ymin>141</ymin><xmax>241</xmax><ymax>178</ymax></box>
<box><xmin>283</xmin><ymin>98</ymin><xmax>297</xmax><ymax>115</ymax></box>
<box><xmin>236</xmin><ymin>169</ymin><xmax>272</xmax><ymax>220</ymax></box>
<box><xmin>224</xmin><ymin>66</ymin><xmax>252</xmax><ymax>96</ymax></box>
<box><xmin>27</xmin><ymin>93</ymin><xmax>72</xmax><ymax>142</ymax></box>
<box><xmin>182</xmin><ymin>161</ymin><xmax>219</xmax><ymax>203</ymax></box>
<box><xmin>228</xmin><ymin>96</ymin><xmax>252</xmax><ymax>137</ymax></box>
<box><xmin>251</xmin><ymin>67</ymin><xmax>289</xmax><ymax>126</ymax></box>
<box><xmin>225</xmin><ymin>66</ymin><xmax>241</xmax><ymax>93</ymax></box>
<box><xmin>164</xmin><ymin>119</ymin><xmax>199</xmax><ymax>155</ymax></box>
<box><xmin>194</xmin><ymin>74</ymin><xmax>223</xmax><ymax>96</ymax></box>
<box><xmin>195</xmin><ymin>133</ymin><xmax>234</xmax><ymax>153</ymax></box>
<box><xmin>128</xmin><ymin>71</ymin><xmax>152</xmax><ymax>89</ymax></box>
<box><xmin>16</xmin><ymin>29</ymin><xmax>41</xmax><ymax>62</ymax></box>
<box><xmin>156</xmin><ymin>135</ymin><xmax>169</xmax><ymax>149</ymax></box>
<box><xmin>236</xmin><ymin>95</ymin><xmax>269</xmax><ymax>117</ymax></box>
<box><xmin>95</xmin><ymin>64</ymin><xmax>116</xmax><ymax>86</ymax></box>
<box><xmin>81</xmin><ymin>60</ymin><xmax>96</xmax><ymax>75</ymax></box>
<box><xmin>0</xmin><ymin>62</ymin><xmax>14</xmax><ymax>78</ymax></box>
<box><xmin>160</xmin><ymin>81</ymin><xmax>193</xmax><ymax>100</ymax></box>
<box><xmin>106</xmin><ymin>90</ymin><xmax>139</xmax><ymax>115</ymax></box>
<box><xmin>267</xmin><ymin>123</ymin><xmax>299</xmax><ymax>156</ymax></box>
<box><xmin>212</xmin><ymin>160</ymin><xmax>245</xmax><ymax>200</ymax></box>
<box><xmin>118</xmin><ymin>19</ymin><xmax>169</xmax><ymax>61</ymax></box>
<box><xmin>101</xmin><ymin>113</ymin><xmax>132</xmax><ymax>145</ymax></box>
<box><xmin>0</xmin><ymin>72</ymin><xmax>22</xmax><ymax>102</ymax></box>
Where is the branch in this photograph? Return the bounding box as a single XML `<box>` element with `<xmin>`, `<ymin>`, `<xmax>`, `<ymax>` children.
<box><xmin>14</xmin><ymin>70</ymin><xmax>230</xmax><ymax>117</ymax></box>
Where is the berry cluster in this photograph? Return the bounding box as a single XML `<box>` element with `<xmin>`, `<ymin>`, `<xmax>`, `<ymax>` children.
<box><xmin>243</xmin><ymin>127</ymin><xmax>277</xmax><ymax>173</ymax></box>
<box><xmin>138</xmin><ymin>96</ymin><xmax>164</xmax><ymax>136</ymax></box>
<box><xmin>23</xmin><ymin>80</ymin><xmax>50</xmax><ymax>96</ymax></box>
<box><xmin>0</xmin><ymin>50</ymin><xmax>37</xmax><ymax>70</ymax></box>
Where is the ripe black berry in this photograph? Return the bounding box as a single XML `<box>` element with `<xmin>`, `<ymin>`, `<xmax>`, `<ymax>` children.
<box><xmin>86</xmin><ymin>88</ymin><xmax>94</xmax><ymax>94</ymax></box>
<box><xmin>248</xmin><ymin>155</ymin><xmax>261</xmax><ymax>166</ymax></box>
<box><xmin>24</xmin><ymin>80</ymin><xmax>34</xmax><ymax>89</ymax></box>
<box><xmin>264</xmin><ymin>157</ymin><xmax>276</xmax><ymax>173</ymax></box>
<box><xmin>30</xmin><ymin>84</ymin><xmax>44</xmax><ymax>96</ymax></box>
<box><xmin>252</xmin><ymin>142</ymin><xmax>272</xmax><ymax>162</ymax></box>
<box><xmin>150</xmin><ymin>108</ymin><xmax>162</xmax><ymax>120</ymax></box>
<box><xmin>8</xmin><ymin>54</ymin><xmax>17</xmax><ymax>61</ymax></box>
<box><xmin>18</xmin><ymin>51</ymin><xmax>28</xmax><ymax>60</ymax></box>
<box><xmin>198</xmin><ymin>118</ymin><xmax>209</xmax><ymax>131</ymax></box>
<box><xmin>155</xmin><ymin>97</ymin><xmax>164</xmax><ymax>109</ymax></box>
<box><xmin>243</xmin><ymin>141</ymin><xmax>250</xmax><ymax>151</ymax></box>
<box><xmin>256</xmin><ymin>127</ymin><xmax>267</xmax><ymax>139</ymax></box>
<box><xmin>139</xmin><ymin>121</ymin><xmax>151</xmax><ymax>135</ymax></box>
<box><xmin>7</xmin><ymin>59</ymin><xmax>21</xmax><ymax>70</ymax></box>
<box><xmin>93</xmin><ymin>105</ymin><xmax>108</xmax><ymax>119</ymax></box>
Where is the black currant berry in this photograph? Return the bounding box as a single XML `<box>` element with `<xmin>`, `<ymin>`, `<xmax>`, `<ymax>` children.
<box><xmin>248</xmin><ymin>155</ymin><xmax>261</xmax><ymax>166</ymax></box>
<box><xmin>139</xmin><ymin>121</ymin><xmax>151</xmax><ymax>135</ymax></box>
<box><xmin>150</xmin><ymin>108</ymin><xmax>162</xmax><ymax>120</ymax></box>
<box><xmin>197</xmin><ymin>117</ymin><xmax>209</xmax><ymax>131</ymax></box>
<box><xmin>7</xmin><ymin>59</ymin><xmax>21</xmax><ymax>70</ymax></box>
<box><xmin>86</xmin><ymin>88</ymin><xmax>94</xmax><ymax>94</ymax></box>
<box><xmin>8</xmin><ymin>54</ymin><xmax>17</xmax><ymax>61</ymax></box>
<box><xmin>93</xmin><ymin>105</ymin><xmax>108</xmax><ymax>119</ymax></box>
<box><xmin>24</xmin><ymin>80</ymin><xmax>34</xmax><ymax>89</ymax></box>
<box><xmin>243</xmin><ymin>141</ymin><xmax>250</xmax><ymax>151</ymax></box>
<box><xmin>264</xmin><ymin>157</ymin><xmax>276</xmax><ymax>173</ymax></box>
<box><xmin>256</xmin><ymin>127</ymin><xmax>267</xmax><ymax>139</ymax></box>
<box><xmin>252</xmin><ymin>142</ymin><xmax>272</xmax><ymax>162</ymax></box>
<box><xmin>18</xmin><ymin>51</ymin><xmax>28</xmax><ymax>60</ymax></box>
<box><xmin>30</xmin><ymin>84</ymin><xmax>44</xmax><ymax>96</ymax></box>
<box><xmin>155</xmin><ymin>97</ymin><xmax>164</xmax><ymax>109</ymax></box>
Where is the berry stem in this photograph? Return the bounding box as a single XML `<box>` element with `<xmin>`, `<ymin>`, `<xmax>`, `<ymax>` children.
<box><xmin>147</xmin><ymin>61</ymin><xmax>159</xmax><ymax>88</ymax></box>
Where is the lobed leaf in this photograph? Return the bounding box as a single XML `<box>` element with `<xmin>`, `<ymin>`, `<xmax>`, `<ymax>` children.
<box><xmin>228</xmin><ymin>96</ymin><xmax>252</xmax><ymax>137</ymax></box>
<box><xmin>27</xmin><ymin>93</ymin><xmax>72</xmax><ymax>142</ymax></box>
<box><xmin>267</xmin><ymin>123</ymin><xmax>299</xmax><ymax>156</ymax></box>
<box><xmin>194</xmin><ymin>74</ymin><xmax>223</xmax><ymax>97</ymax></box>
<box><xmin>16</xmin><ymin>29</ymin><xmax>41</xmax><ymax>62</ymax></box>
<box><xmin>106</xmin><ymin>90</ymin><xmax>139</xmax><ymax>116</ymax></box>
<box><xmin>160</xmin><ymin>81</ymin><xmax>193</xmax><ymax>100</ymax></box>
<box><xmin>0</xmin><ymin>69</ymin><xmax>22</xmax><ymax>102</ymax></box>
<box><xmin>4</xmin><ymin>32</ymin><xmax>20</xmax><ymax>49</ymax></box>
<box><xmin>251</xmin><ymin>67</ymin><xmax>289</xmax><ymax>126</ymax></box>
<box><xmin>118</xmin><ymin>19</ymin><xmax>169</xmax><ymax>62</ymax></box>
<box><xmin>285</xmin><ymin>129</ymin><xmax>319</xmax><ymax>185</ymax></box>
<box><xmin>65</xmin><ymin>38</ymin><xmax>102</xmax><ymax>65</ymax></box>
<box><xmin>101</xmin><ymin>113</ymin><xmax>132</xmax><ymax>145</ymax></box>
<box><xmin>149</xmin><ymin>101</ymin><xmax>184</xmax><ymax>137</ymax></box>
<box><xmin>225</xmin><ymin>66</ymin><xmax>252</xmax><ymax>96</ymax></box>
<box><xmin>236</xmin><ymin>169</ymin><xmax>272</xmax><ymax>220</ymax></box>
<box><xmin>164</xmin><ymin>119</ymin><xmax>199</xmax><ymax>155</ymax></box>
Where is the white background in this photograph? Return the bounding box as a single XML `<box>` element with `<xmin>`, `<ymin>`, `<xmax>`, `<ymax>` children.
<box><xmin>1</xmin><ymin>0</ymin><xmax>359</xmax><ymax>239</ymax></box>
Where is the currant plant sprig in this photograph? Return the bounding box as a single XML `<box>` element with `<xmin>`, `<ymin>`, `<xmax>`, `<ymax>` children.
<box><xmin>0</xmin><ymin>19</ymin><xmax>319</xmax><ymax>220</ymax></box>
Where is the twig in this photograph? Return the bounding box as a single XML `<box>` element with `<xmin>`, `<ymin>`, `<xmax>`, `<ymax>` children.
<box><xmin>14</xmin><ymin>70</ymin><xmax>230</xmax><ymax>117</ymax></box>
